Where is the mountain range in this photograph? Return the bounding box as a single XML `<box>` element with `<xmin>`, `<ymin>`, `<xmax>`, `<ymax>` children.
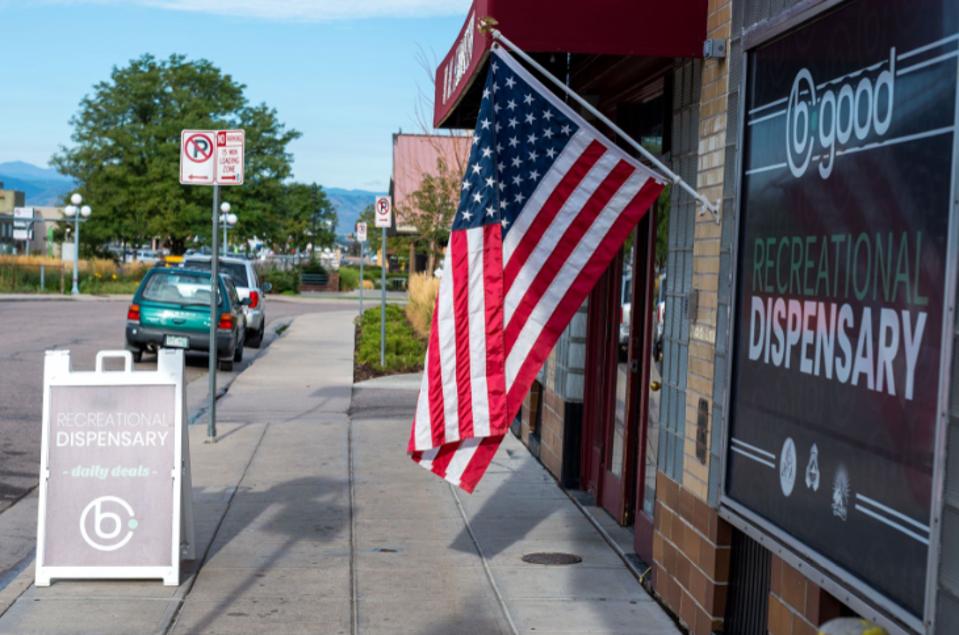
<box><xmin>0</xmin><ymin>161</ymin><xmax>377</xmax><ymax>236</ymax></box>
<box><xmin>325</xmin><ymin>187</ymin><xmax>378</xmax><ymax>236</ymax></box>
<box><xmin>0</xmin><ymin>161</ymin><xmax>76</xmax><ymax>206</ymax></box>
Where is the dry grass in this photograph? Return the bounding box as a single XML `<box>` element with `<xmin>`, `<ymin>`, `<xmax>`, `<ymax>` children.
<box><xmin>405</xmin><ymin>273</ymin><xmax>439</xmax><ymax>339</ymax></box>
<box><xmin>0</xmin><ymin>255</ymin><xmax>150</xmax><ymax>279</ymax></box>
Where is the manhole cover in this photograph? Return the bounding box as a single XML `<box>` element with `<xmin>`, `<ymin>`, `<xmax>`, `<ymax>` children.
<box><xmin>521</xmin><ymin>552</ymin><xmax>582</xmax><ymax>565</ymax></box>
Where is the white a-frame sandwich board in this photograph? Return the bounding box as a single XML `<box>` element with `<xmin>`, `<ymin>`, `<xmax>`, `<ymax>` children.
<box><xmin>35</xmin><ymin>349</ymin><xmax>195</xmax><ymax>586</ymax></box>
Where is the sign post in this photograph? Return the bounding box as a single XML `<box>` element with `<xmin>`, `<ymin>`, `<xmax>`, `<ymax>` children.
<box><xmin>374</xmin><ymin>196</ymin><xmax>392</xmax><ymax>367</ymax></box>
<box><xmin>35</xmin><ymin>349</ymin><xmax>194</xmax><ymax>586</ymax></box>
<box><xmin>208</xmin><ymin>185</ymin><xmax>220</xmax><ymax>440</ymax></box>
<box><xmin>356</xmin><ymin>222</ymin><xmax>368</xmax><ymax>315</ymax></box>
<box><xmin>180</xmin><ymin>128</ymin><xmax>244</xmax><ymax>442</ymax></box>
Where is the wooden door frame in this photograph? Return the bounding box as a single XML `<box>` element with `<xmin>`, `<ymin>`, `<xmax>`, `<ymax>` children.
<box><xmin>597</xmin><ymin>248</ymin><xmax>631</xmax><ymax>521</ymax></box>
<box><xmin>633</xmin><ymin>208</ymin><xmax>658</xmax><ymax>562</ymax></box>
<box><xmin>581</xmin><ymin>266</ymin><xmax>614</xmax><ymax>499</ymax></box>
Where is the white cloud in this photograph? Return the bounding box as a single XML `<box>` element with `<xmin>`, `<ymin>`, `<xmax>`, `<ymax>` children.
<box><xmin>38</xmin><ymin>0</ymin><xmax>471</xmax><ymax>21</ymax></box>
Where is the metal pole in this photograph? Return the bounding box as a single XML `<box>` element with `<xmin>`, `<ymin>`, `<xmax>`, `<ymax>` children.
<box><xmin>380</xmin><ymin>226</ymin><xmax>386</xmax><ymax>367</ymax></box>
<box><xmin>208</xmin><ymin>185</ymin><xmax>220</xmax><ymax>441</ymax></box>
<box><xmin>71</xmin><ymin>214</ymin><xmax>80</xmax><ymax>295</ymax></box>
<box><xmin>222</xmin><ymin>220</ymin><xmax>228</xmax><ymax>252</ymax></box>
<box><xmin>359</xmin><ymin>241</ymin><xmax>365</xmax><ymax>315</ymax></box>
<box><xmin>488</xmin><ymin>27</ymin><xmax>720</xmax><ymax>222</ymax></box>
<box><xmin>40</xmin><ymin>264</ymin><xmax>45</xmax><ymax>291</ymax></box>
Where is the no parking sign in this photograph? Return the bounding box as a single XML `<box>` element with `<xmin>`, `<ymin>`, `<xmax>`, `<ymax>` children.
<box><xmin>374</xmin><ymin>196</ymin><xmax>392</xmax><ymax>228</ymax></box>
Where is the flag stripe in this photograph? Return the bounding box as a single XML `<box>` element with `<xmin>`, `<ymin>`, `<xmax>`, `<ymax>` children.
<box><xmin>506</xmin><ymin>180</ymin><xmax>665</xmax><ymax>410</ymax></box>
<box><xmin>442</xmin><ymin>437</ymin><xmax>482</xmax><ymax>488</ymax></box>
<box><xmin>502</xmin><ymin>136</ymin><xmax>605</xmax><ymax>283</ymax></box>
<box><xmin>503</xmin><ymin>160</ymin><xmax>635</xmax><ymax>353</ymax></box>
<box><xmin>481</xmin><ymin>224</ymin><xmax>507</xmax><ymax>438</ymax></box>
<box><xmin>451</xmin><ymin>231</ymin><xmax>476</xmax><ymax>440</ymax></box>
<box><xmin>435</xmin><ymin>248</ymin><xmax>462</xmax><ymax>443</ymax></box>
<box><xmin>465</xmin><ymin>227</ymin><xmax>490</xmax><ymax>436</ymax></box>
<box><xmin>425</xmin><ymin>289</ymin><xmax>446</xmax><ymax>449</ymax></box>
<box><xmin>503</xmin><ymin>150</ymin><xmax>622</xmax><ymax>325</ymax></box>
<box><xmin>502</xmin><ymin>130</ymin><xmax>594</xmax><ymax>265</ymax></box>
<box><xmin>505</xmin><ymin>170</ymin><xmax>650</xmax><ymax>388</ymax></box>
<box><xmin>458</xmin><ymin>435</ymin><xmax>504</xmax><ymax>493</ymax></box>
<box><xmin>427</xmin><ymin>440</ymin><xmax>460</xmax><ymax>480</ymax></box>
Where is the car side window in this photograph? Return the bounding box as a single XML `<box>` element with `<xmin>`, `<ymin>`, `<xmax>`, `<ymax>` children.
<box><xmin>228</xmin><ymin>279</ymin><xmax>241</xmax><ymax>308</ymax></box>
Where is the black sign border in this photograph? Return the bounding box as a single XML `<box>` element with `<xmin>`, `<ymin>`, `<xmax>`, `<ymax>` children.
<box><xmin>716</xmin><ymin>2</ymin><xmax>959</xmax><ymax>634</ymax></box>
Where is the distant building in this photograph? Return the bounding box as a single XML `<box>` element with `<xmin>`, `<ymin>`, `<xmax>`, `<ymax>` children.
<box><xmin>0</xmin><ymin>181</ymin><xmax>27</xmax><ymax>254</ymax></box>
<box><xmin>34</xmin><ymin>207</ymin><xmax>68</xmax><ymax>257</ymax></box>
<box><xmin>390</xmin><ymin>132</ymin><xmax>471</xmax><ymax>272</ymax></box>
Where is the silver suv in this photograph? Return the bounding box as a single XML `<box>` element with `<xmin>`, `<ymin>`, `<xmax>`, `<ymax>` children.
<box><xmin>182</xmin><ymin>255</ymin><xmax>271</xmax><ymax>347</ymax></box>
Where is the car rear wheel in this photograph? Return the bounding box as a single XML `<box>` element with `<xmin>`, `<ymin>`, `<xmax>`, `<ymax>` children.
<box><xmin>218</xmin><ymin>359</ymin><xmax>234</xmax><ymax>372</ymax></box>
<box><xmin>246</xmin><ymin>326</ymin><xmax>263</xmax><ymax>348</ymax></box>
<box><xmin>234</xmin><ymin>340</ymin><xmax>244</xmax><ymax>362</ymax></box>
<box><xmin>130</xmin><ymin>349</ymin><xmax>143</xmax><ymax>363</ymax></box>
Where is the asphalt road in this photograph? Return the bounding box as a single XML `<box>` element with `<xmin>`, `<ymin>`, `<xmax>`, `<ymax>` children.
<box><xmin>0</xmin><ymin>295</ymin><xmax>354</xmax><ymax>515</ymax></box>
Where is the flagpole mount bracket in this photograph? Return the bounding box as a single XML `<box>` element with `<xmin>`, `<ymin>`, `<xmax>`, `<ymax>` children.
<box><xmin>698</xmin><ymin>199</ymin><xmax>722</xmax><ymax>224</ymax></box>
<box><xmin>478</xmin><ymin>17</ymin><xmax>499</xmax><ymax>35</ymax></box>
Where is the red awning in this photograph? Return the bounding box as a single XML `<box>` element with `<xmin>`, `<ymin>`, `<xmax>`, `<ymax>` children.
<box><xmin>434</xmin><ymin>0</ymin><xmax>708</xmax><ymax>128</ymax></box>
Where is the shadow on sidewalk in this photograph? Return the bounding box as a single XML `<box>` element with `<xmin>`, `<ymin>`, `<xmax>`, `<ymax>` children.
<box><xmin>178</xmin><ymin>475</ymin><xmax>348</xmax><ymax>635</ymax></box>
<box><xmin>447</xmin><ymin>454</ymin><xmax>563</xmax><ymax>558</ymax></box>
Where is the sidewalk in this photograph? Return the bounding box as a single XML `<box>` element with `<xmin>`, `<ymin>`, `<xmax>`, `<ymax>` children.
<box><xmin>0</xmin><ymin>309</ymin><xmax>679</xmax><ymax>635</ymax></box>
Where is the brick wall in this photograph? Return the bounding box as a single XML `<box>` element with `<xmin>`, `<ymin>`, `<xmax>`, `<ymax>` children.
<box><xmin>653</xmin><ymin>472</ymin><xmax>732</xmax><ymax>634</ymax></box>
<box><xmin>539</xmin><ymin>384</ymin><xmax>566</xmax><ymax>481</ymax></box>
<box><xmin>683</xmin><ymin>0</ymin><xmax>732</xmax><ymax>501</ymax></box>
<box><xmin>653</xmin><ymin>4</ymin><xmax>734</xmax><ymax>626</ymax></box>
<box><xmin>769</xmin><ymin>555</ymin><xmax>844</xmax><ymax>635</ymax></box>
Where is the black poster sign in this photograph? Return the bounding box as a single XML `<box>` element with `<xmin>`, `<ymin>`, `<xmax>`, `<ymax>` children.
<box><xmin>727</xmin><ymin>0</ymin><xmax>958</xmax><ymax>626</ymax></box>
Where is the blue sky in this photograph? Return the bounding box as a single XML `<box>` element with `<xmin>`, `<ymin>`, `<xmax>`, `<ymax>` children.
<box><xmin>0</xmin><ymin>0</ymin><xmax>470</xmax><ymax>191</ymax></box>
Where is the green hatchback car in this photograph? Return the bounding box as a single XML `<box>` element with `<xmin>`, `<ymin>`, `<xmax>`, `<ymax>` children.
<box><xmin>125</xmin><ymin>267</ymin><xmax>248</xmax><ymax>370</ymax></box>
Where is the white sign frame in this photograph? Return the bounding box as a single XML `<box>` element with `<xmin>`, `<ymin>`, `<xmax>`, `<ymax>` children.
<box><xmin>35</xmin><ymin>349</ymin><xmax>194</xmax><ymax>587</ymax></box>
<box><xmin>12</xmin><ymin>207</ymin><xmax>34</xmax><ymax>241</ymax></box>
<box><xmin>179</xmin><ymin>130</ymin><xmax>216</xmax><ymax>185</ymax></box>
<box><xmin>356</xmin><ymin>222</ymin><xmax>368</xmax><ymax>243</ymax></box>
<box><xmin>215</xmin><ymin>129</ymin><xmax>245</xmax><ymax>186</ymax></box>
<box><xmin>374</xmin><ymin>196</ymin><xmax>392</xmax><ymax>228</ymax></box>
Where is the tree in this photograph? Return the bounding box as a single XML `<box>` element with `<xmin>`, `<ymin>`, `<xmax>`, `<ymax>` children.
<box><xmin>401</xmin><ymin>157</ymin><xmax>461</xmax><ymax>272</ymax></box>
<box><xmin>274</xmin><ymin>183</ymin><xmax>336</xmax><ymax>254</ymax></box>
<box><xmin>51</xmin><ymin>53</ymin><xmax>301</xmax><ymax>255</ymax></box>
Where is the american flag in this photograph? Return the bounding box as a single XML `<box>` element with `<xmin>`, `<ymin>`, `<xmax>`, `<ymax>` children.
<box><xmin>409</xmin><ymin>46</ymin><xmax>665</xmax><ymax>492</ymax></box>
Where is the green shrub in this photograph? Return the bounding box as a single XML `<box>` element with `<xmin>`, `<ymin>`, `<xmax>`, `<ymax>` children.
<box><xmin>355</xmin><ymin>304</ymin><xmax>426</xmax><ymax>373</ymax></box>
<box><xmin>339</xmin><ymin>266</ymin><xmax>359</xmax><ymax>291</ymax></box>
<box><xmin>261</xmin><ymin>267</ymin><xmax>300</xmax><ymax>294</ymax></box>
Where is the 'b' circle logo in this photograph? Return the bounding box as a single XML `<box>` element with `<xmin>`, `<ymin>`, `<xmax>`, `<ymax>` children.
<box><xmin>80</xmin><ymin>496</ymin><xmax>138</xmax><ymax>552</ymax></box>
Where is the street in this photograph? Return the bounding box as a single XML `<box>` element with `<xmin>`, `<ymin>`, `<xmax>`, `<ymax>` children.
<box><xmin>0</xmin><ymin>296</ymin><xmax>352</xmax><ymax>516</ymax></box>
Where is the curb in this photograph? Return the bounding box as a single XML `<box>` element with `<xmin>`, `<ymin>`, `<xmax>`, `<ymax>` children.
<box><xmin>0</xmin><ymin>294</ymin><xmax>129</xmax><ymax>302</ymax></box>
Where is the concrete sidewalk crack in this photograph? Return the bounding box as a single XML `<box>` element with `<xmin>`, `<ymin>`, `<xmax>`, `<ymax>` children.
<box><xmin>449</xmin><ymin>485</ymin><xmax>519</xmax><ymax>635</ymax></box>
<box><xmin>161</xmin><ymin>420</ymin><xmax>272</xmax><ymax>635</ymax></box>
<box><xmin>348</xmin><ymin>415</ymin><xmax>358</xmax><ymax>635</ymax></box>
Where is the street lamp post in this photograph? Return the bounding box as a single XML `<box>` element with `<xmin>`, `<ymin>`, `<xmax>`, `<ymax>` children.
<box><xmin>65</xmin><ymin>193</ymin><xmax>91</xmax><ymax>296</ymax></box>
<box><xmin>219</xmin><ymin>202</ymin><xmax>236</xmax><ymax>252</ymax></box>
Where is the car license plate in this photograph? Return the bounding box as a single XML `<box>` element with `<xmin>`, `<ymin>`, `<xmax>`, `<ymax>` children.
<box><xmin>164</xmin><ymin>335</ymin><xmax>189</xmax><ymax>349</ymax></box>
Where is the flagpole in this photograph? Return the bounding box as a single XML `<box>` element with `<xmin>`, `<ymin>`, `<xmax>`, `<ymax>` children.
<box><xmin>484</xmin><ymin>24</ymin><xmax>721</xmax><ymax>223</ymax></box>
